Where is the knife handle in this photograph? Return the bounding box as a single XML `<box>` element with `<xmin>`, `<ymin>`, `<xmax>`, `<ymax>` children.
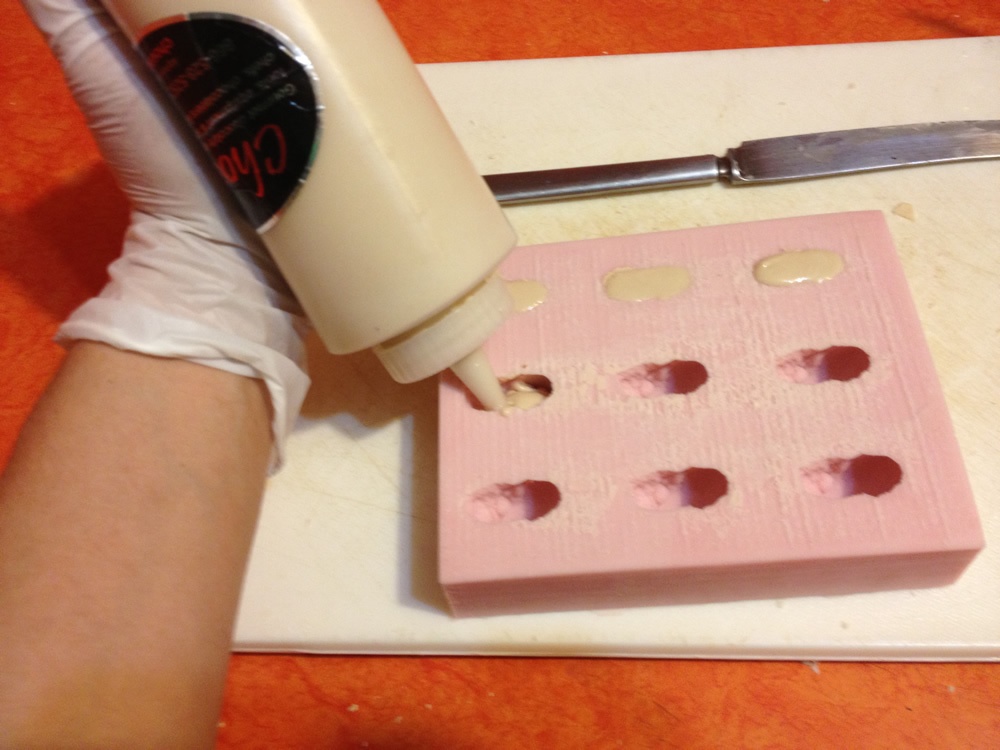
<box><xmin>484</xmin><ymin>154</ymin><xmax>723</xmax><ymax>205</ymax></box>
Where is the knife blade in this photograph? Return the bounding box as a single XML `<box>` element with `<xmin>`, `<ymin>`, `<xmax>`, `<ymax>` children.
<box><xmin>484</xmin><ymin>120</ymin><xmax>1000</xmax><ymax>205</ymax></box>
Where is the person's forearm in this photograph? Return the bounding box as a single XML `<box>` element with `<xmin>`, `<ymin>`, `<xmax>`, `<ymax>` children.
<box><xmin>0</xmin><ymin>342</ymin><xmax>272</xmax><ymax>749</ymax></box>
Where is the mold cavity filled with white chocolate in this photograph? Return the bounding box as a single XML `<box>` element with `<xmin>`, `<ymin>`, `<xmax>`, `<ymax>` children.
<box><xmin>466</xmin><ymin>480</ymin><xmax>561</xmax><ymax>523</ymax></box>
<box><xmin>800</xmin><ymin>455</ymin><xmax>903</xmax><ymax>499</ymax></box>
<box><xmin>505</xmin><ymin>279</ymin><xmax>549</xmax><ymax>312</ymax></box>
<box><xmin>777</xmin><ymin>346</ymin><xmax>871</xmax><ymax>384</ymax></box>
<box><xmin>632</xmin><ymin>468</ymin><xmax>729</xmax><ymax>510</ymax></box>
<box><xmin>500</xmin><ymin>374</ymin><xmax>553</xmax><ymax>413</ymax></box>
<box><xmin>462</xmin><ymin>373</ymin><xmax>552</xmax><ymax>412</ymax></box>
<box><xmin>603</xmin><ymin>265</ymin><xmax>691</xmax><ymax>302</ymax></box>
<box><xmin>617</xmin><ymin>360</ymin><xmax>709</xmax><ymax>397</ymax></box>
<box><xmin>753</xmin><ymin>249</ymin><xmax>845</xmax><ymax>286</ymax></box>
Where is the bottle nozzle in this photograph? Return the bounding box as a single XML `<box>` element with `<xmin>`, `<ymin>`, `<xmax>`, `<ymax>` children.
<box><xmin>450</xmin><ymin>347</ymin><xmax>505</xmax><ymax>411</ymax></box>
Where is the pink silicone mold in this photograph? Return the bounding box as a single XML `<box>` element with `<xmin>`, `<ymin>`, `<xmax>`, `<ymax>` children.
<box><xmin>438</xmin><ymin>212</ymin><xmax>983</xmax><ymax>617</ymax></box>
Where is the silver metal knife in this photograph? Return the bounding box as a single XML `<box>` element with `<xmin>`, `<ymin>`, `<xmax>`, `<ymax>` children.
<box><xmin>484</xmin><ymin>120</ymin><xmax>1000</xmax><ymax>205</ymax></box>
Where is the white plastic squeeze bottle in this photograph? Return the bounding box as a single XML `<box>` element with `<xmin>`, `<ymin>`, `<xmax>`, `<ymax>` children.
<box><xmin>100</xmin><ymin>0</ymin><xmax>516</xmax><ymax>409</ymax></box>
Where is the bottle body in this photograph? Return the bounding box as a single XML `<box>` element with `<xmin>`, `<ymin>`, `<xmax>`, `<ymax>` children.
<box><xmin>103</xmin><ymin>0</ymin><xmax>516</xmax><ymax>384</ymax></box>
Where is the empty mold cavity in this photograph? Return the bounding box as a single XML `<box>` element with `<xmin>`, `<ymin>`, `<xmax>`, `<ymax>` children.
<box><xmin>800</xmin><ymin>455</ymin><xmax>903</xmax><ymax>498</ymax></box>
<box><xmin>753</xmin><ymin>249</ymin><xmax>845</xmax><ymax>286</ymax></box>
<box><xmin>617</xmin><ymin>360</ymin><xmax>709</xmax><ymax>397</ymax></box>
<box><xmin>603</xmin><ymin>265</ymin><xmax>691</xmax><ymax>302</ymax></box>
<box><xmin>632</xmin><ymin>468</ymin><xmax>729</xmax><ymax>510</ymax></box>
<box><xmin>505</xmin><ymin>279</ymin><xmax>548</xmax><ymax>312</ymax></box>
<box><xmin>466</xmin><ymin>480</ymin><xmax>561</xmax><ymax>523</ymax></box>
<box><xmin>777</xmin><ymin>346</ymin><xmax>871</xmax><ymax>384</ymax></box>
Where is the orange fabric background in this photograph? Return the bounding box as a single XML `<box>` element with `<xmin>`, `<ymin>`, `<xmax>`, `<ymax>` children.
<box><xmin>1</xmin><ymin>1</ymin><xmax>998</xmax><ymax>748</ymax></box>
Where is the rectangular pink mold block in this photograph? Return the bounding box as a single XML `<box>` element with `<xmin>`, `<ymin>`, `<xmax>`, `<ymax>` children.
<box><xmin>437</xmin><ymin>211</ymin><xmax>984</xmax><ymax>618</ymax></box>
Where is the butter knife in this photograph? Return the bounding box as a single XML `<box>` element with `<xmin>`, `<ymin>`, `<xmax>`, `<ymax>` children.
<box><xmin>484</xmin><ymin>120</ymin><xmax>1000</xmax><ymax>205</ymax></box>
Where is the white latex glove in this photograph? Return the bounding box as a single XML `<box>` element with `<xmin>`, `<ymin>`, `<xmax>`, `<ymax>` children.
<box><xmin>23</xmin><ymin>0</ymin><xmax>311</xmax><ymax>470</ymax></box>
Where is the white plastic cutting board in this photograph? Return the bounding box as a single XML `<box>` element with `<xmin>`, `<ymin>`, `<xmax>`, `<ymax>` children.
<box><xmin>233</xmin><ymin>37</ymin><xmax>1000</xmax><ymax>659</ymax></box>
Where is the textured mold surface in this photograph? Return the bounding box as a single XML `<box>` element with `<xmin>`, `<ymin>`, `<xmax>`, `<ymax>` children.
<box><xmin>438</xmin><ymin>212</ymin><xmax>983</xmax><ymax>618</ymax></box>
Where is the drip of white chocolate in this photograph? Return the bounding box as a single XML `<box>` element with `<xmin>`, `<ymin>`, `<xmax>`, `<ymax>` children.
<box><xmin>602</xmin><ymin>266</ymin><xmax>691</xmax><ymax>301</ymax></box>
<box><xmin>753</xmin><ymin>249</ymin><xmax>845</xmax><ymax>286</ymax></box>
<box><xmin>506</xmin><ymin>279</ymin><xmax>549</xmax><ymax>312</ymax></box>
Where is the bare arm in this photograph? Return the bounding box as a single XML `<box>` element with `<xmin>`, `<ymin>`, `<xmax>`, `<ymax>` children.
<box><xmin>0</xmin><ymin>342</ymin><xmax>272</xmax><ymax>749</ymax></box>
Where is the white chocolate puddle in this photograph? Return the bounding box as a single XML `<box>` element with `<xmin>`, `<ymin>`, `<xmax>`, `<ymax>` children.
<box><xmin>753</xmin><ymin>249</ymin><xmax>845</xmax><ymax>286</ymax></box>
<box><xmin>603</xmin><ymin>265</ymin><xmax>691</xmax><ymax>301</ymax></box>
<box><xmin>506</xmin><ymin>279</ymin><xmax>548</xmax><ymax>312</ymax></box>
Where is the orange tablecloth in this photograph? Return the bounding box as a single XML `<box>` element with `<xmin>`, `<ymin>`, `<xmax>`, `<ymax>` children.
<box><xmin>2</xmin><ymin>1</ymin><xmax>998</xmax><ymax>748</ymax></box>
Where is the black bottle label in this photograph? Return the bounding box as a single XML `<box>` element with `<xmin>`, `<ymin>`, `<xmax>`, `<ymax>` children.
<box><xmin>138</xmin><ymin>14</ymin><xmax>321</xmax><ymax>229</ymax></box>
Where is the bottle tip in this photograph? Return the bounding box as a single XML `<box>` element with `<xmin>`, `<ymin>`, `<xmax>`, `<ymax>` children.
<box><xmin>450</xmin><ymin>348</ymin><xmax>505</xmax><ymax>411</ymax></box>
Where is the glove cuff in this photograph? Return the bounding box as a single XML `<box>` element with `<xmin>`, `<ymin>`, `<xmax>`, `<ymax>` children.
<box><xmin>57</xmin><ymin>298</ymin><xmax>311</xmax><ymax>473</ymax></box>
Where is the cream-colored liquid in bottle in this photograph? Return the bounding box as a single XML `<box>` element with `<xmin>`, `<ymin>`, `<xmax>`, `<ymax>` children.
<box><xmin>101</xmin><ymin>0</ymin><xmax>516</xmax><ymax>407</ymax></box>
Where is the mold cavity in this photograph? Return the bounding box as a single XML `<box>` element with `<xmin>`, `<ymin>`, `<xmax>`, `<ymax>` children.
<box><xmin>632</xmin><ymin>468</ymin><xmax>728</xmax><ymax>510</ymax></box>
<box><xmin>505</xmin><ymin>279</ymin><xmax>548</xmax><ymax>312</ymax></box>
<box><xmin>466</xmin><ymin>373</ymin><xmax>553</xmax><ymax>412</ymax></box>
<box><xmin>466</xmin><ymin>480</ymin><xmax>561</xmax><ymax>523</ymax></box>
<box><xmin>603</xmin><ymin>265</ymin><xmax>691</xmax><ymax>302</ymax></box>
<box><xmin>502</xmin><ymin>374</ymin><xmax>553</xmax><ymax>412</ymax></box>
<box><xmin>800</xmin><ymin>455</ymin><xmax>903</xmax><ymax>498</ymax></box>
<box><xmin>617</xmin><ymin>360</ymin><xmax>709</xmax><ymax>397</ymax></box>
<box><xmin>753</xmin><ymin>249</ymin><xmax>845</xmax><ymax>286</ymax></box>
<box><xmin>777</xmin><ymin>346</ymin><xmax>871</xmax><ymax>384</ymax></box>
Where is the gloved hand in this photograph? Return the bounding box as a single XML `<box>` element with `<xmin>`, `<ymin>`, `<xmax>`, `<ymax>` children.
<box><xmin>22</xmin><ymin>0</ymin><xmax>311</xmax><ymax>470</ymax></box>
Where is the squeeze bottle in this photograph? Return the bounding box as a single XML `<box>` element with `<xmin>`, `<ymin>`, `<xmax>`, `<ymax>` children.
<box><xmin>100</xmin><ymin>0</ymin><xmax>517</xmax><ymax>409</ymax></box>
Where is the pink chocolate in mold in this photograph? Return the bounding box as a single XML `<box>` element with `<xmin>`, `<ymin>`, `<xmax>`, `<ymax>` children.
<box><xmin>438</xmin><ymin>211</ymin><xmax>983</xmax><ymax>618</ymax></box>
<box><xmin>800</xmin><ymin>457</ymin><xmax>854</xmax><ymax>497</ymax></box>
<box><xmin>633</xmin><ymin>468</ymin><xmax>728</xmax><ymax>510</ymax></box>
<box><xmin>617</xmin><ymin>360</ymin><xmax>709</xmax><ymax>397</ymax></box>
<box><xmin>801</xmin><ymin>455</ymin><xmax>904</xmax><ymax>499</ymax></box>
<box><xmin>466</xmin><ymin>481</ymin><xmax>561</xmax><ymax>523</ymax></box>
<box><xmin>777</xmin><ymin>346</ymin><xmax>871</xmax><ymax>384</ymax></box>
<box><xmin>632</xmin><ymin>470</ymin><xmax>686</xmax><ymax>510</ymax></box>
